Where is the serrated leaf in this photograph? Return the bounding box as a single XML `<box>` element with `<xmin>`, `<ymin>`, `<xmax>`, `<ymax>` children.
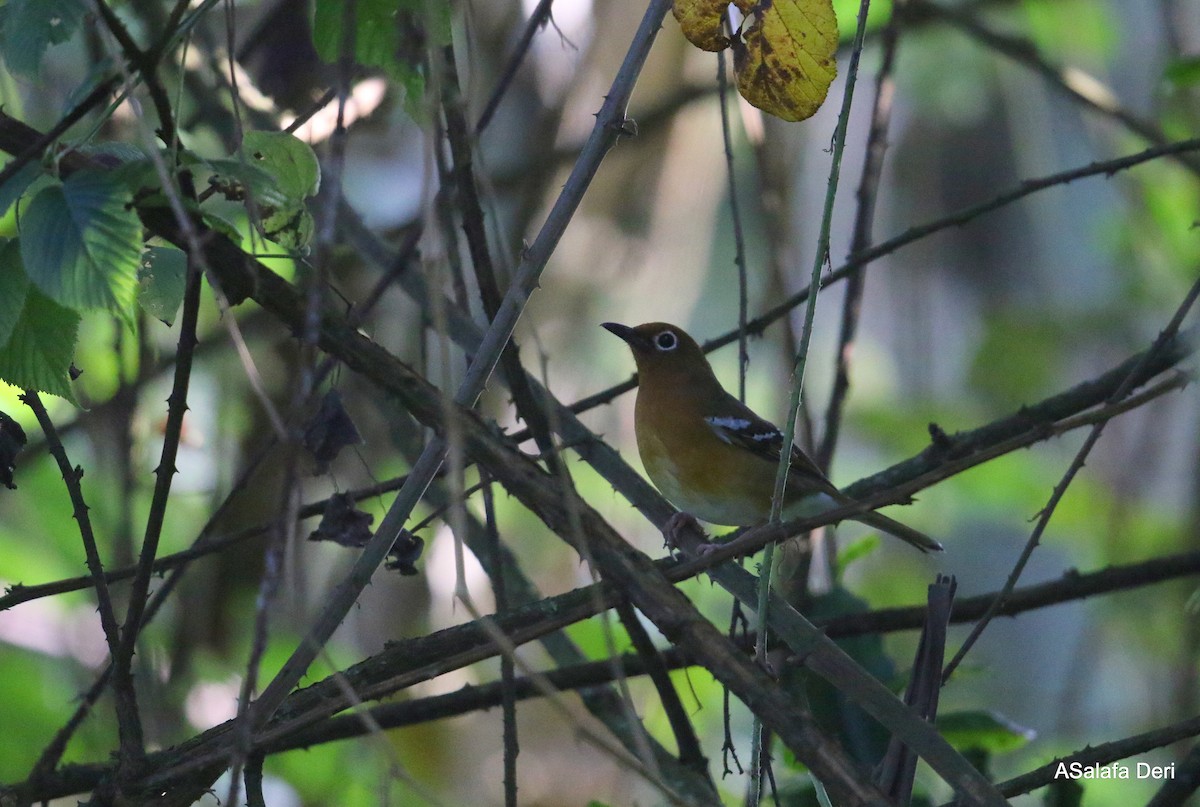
<box><xmin>0</xmin><ymin>0</ymin><xmax>87</xmax><ymax>76</ymax></box>
<box><xmin>936</xmin><ymin>710</ymin><xmax>1035</xmax><ymax>753</ymax></box>
<box><xmin>0</xmin><ymin>240</ymin><xmax>30</xmax><ymax>347</ymax></box>
<box><xmin>242</xmin><ymin>131</ymin><xmax>320</xmax><ymax>202</ymax></box>
<box><xmin>20</xmin><ymin>170</ymin><xmax>141</xmax><ymax>313</ymax></box>
<box><xmin>0</xmin><ymin>286</ymin><xmax>80</xmax><ymax>402</ymax></box>
<box><xmin>139</xmin><ymin>246</ymin><xmax>187</xmax><ymax>326</ymax></box>
<box><xmin>733</xmin><ymin>0</ymin><xmax>839</xmax><ymax>121</ymax></box>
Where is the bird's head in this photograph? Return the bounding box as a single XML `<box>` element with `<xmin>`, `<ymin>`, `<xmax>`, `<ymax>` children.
<box><xmin>602</xmin><ymin>322</ymin><xmax>714</xmax><ymax>387</ymax></box>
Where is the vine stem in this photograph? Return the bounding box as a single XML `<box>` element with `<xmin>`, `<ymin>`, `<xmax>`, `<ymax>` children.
<box><xmin>752</xmin><ymin>0</ymin><xmax>877</xmax><ymax>801</ymax></box>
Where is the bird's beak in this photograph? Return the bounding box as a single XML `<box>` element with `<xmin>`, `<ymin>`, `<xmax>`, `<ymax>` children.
<box><xmin>602</xmin><ymin>322</ymin><xmax>652</xmax><ymax>353</ymax></box>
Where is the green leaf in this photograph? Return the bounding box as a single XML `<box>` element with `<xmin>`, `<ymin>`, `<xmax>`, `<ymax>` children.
<box><xmin>936</xmin><ymin>710</ymin><xmax>1035</xmax><ymax>753</ymax></box>
<box><xmin>313</xmin><ymin>0</ymin><xmax>399</xmax><ymax>68</ymax></box>
<box><xmin>0</xmin><ymin>285</ymin><xmax>80</xmax><ymax>402</ymax></box>
<box><xmin>311</xmin><ymin>0</ymin><xmax>445</xmax><ymax>99</ymax></box>
<box><xmin>205</xmin><ymin>158</ymin><xmax>291</xmax><ymax>210</ymax></box>
<box><xmin>0</xmin><ymin>239</ymin><xmax>31</xmax><ymax>347</ymax></box>
<box><xmin>788</xmin><ymin>587</ymin><xmax>895</xmax><ymax>767</ymax></box>
<box><xmin>1165</xmin><ymin>56</ymin><xmax>1200</xmax><ymax>88</ymax></box>
<box><xmin>138</xmin><ymin>246</ymin><xmax>188</xmax><ymax>326</ymax></box>
<box><xmin>241</xmin><ymin>134</ymin><xmax>318</xmax><ymax>250</ymax></box>
<box><xmin>19</xmin><ymin>170</ymin><xmax>141</xmax><ymax>313</ymax></box>
<box><xmin>0</xmin><ymin>162</ymin><xmax>42</xmax><ymax>218</ymax></box>
<box><xmin>200</xmin><ymin>209</ymin><xmax>244</xmax><ymax>244</ymax></box>
<box><xmin>242</xmin><ymin>131</ymin><xmax>321</xmax><ymax>202</ymax></box>
<box><xmin>212</xmin><ymin>134</ymin><xmax>319</xmax><ymax>251</ymax></box>
<box><xmin>835</xmin><ymin>533</ymin><xmax>880</xmax><ymax>575</ymax></box>
<box><xmin>0</xmin><ymin>0</ymin><xmax>87</xmax><ymax>76</ymax></box>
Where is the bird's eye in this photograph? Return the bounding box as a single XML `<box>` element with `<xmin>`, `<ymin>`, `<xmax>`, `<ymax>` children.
<box><xmin>654</xmin><ymin>331</ymin><xmax>678</xmax><ymax>351</ymax></box>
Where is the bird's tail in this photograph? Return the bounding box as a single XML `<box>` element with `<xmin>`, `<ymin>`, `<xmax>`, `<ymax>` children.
<box><xmin>850</xmin><ymin>509</ymin><xmax>943</xmax><ymax>553</ymax></box>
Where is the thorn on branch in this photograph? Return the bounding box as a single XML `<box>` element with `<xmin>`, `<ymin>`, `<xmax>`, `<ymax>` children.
<box><xmin>927</xmin><ymin>422</ymin><xmax>952</xmax><ymax>453</ymax></box>
<box><xmin>613</xmin><ymin>116</ymin><xmax>639</xmax><ymax>138</ymax></box>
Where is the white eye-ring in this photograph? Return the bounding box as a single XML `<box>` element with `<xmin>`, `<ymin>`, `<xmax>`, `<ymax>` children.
<box><xmin>654</xmin><ymin>331</ymin><xmax>678</xmax><ymax>351</ymax></box>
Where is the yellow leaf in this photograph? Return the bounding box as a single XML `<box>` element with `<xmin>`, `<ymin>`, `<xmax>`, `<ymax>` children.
<box><xmin>733</xmin><ymin>0</ymin><xmax>838</xmax><ymax>122</ymax></box>
<box><xmin>673</xmin><ymin>0</ymin><xmax>733</xmax><ymax>51</ymax></box>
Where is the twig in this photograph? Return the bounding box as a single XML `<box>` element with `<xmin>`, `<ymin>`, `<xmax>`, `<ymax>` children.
<box><xmin>441</xmin><ymin>44</ymin><xmax>559</xmax><ymax>464</ymax></box>
<box><xmin>716</xmin><ymin>49</ymin><xmax>750</xmax><ymax>401</ymax></box>
<box><xmin>249</xmin><ymin>0</ymin><xmax>676</xmax><ymax>730</ymax></box>
<box><xmin>481</xmin><ymin>476</ymin><xmax>520</xmax><ymax>807</ymax></box>
<box><xmin>991</xmin><ymin>714</ymin><xmax>1200</xmax><ymax>801</ymax></box>
<box><xmin>475</xmin><ymin>0</ymin><xmax>555</xmax><ymax>135</ymax></box>
<box><xmin>21</xmin><ymin>391</ymin><xmax>137</xmax><ymax>779</ymax></box>
<box><xmin>757</xmin><ymin>2</ymin><xmax>876</xmax><ymax>798</ymax></box>
<box><xmin>819</xmin><ymin>551</ymin><xmax>1200</xmax><ymax>640</ymax></box>
<box><xmin>907</xmin><ymin>0</ymin><xmax>1200</xmax><ymax>177</ymax></box>
<box><xmin>615</xmin><ymin>599</ymin><xmax>710</xmax><ymax>779</ymax></box>
<box><xmin>942</xmin><ymin>273</ymin><xmax>1200</xmax><ymax>681</ymax></box>
<box><xmin>112</xmin><ymin>247</ymin><xmax>205</xmax><ymax>771</ymax></box>
<box><xmin>817</xmin><ymin>0</ymin><xmax>905</xmax><ymax>472</ymax></box>
<box><xmin>563</xmin><ymin>136</ymin><xmax>1200</xmax><ymax>422</ymax></box>
<box><xmin>0</xmin><ymin>77</ymin><xmax>119</xmax><ymax>190</ymax></box>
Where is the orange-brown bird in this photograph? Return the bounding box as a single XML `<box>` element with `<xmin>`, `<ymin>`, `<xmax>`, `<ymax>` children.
<box><xmin>604</xmin><ymin>321</ymin><xmax>940</xmax><ymax>553</ymax></box>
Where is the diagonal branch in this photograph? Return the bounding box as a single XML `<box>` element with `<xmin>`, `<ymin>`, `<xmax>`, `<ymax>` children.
<box><xmin>906</xmin><ymin>0</ymin><xmax>1200</xmax><ymax>177</ymax></box>
<box><xmin>248</xmin><ymin>0</ymin><xmax>673</xmax><ymax>734</ymax></box>
<box><xmin>566</xmin><ymin>136</ymin><xmax>1200</xmax><ymax>419</ymax></box>
<box><xmin>942</xmin><ymin>273</ymin><xmax>1200</xmax><ymax>681</ymax></box>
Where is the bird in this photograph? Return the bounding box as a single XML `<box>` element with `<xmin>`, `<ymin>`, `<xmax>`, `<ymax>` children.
<box><xmin>603</xmin><ymin>321</ymin><xmax>941</xmax><ymax>553</ymax></box>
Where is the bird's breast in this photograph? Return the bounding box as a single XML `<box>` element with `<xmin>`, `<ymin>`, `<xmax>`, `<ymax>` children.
<box><xmin>635</xmin><ymin>409</ymin><xmax>772</xmax><ymax>526</ymax></box>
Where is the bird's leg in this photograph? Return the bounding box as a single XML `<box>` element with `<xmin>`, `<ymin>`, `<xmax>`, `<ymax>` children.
<box><xmin>662</xmin><ymin>511</ymin><xmax>720</xmax><ymax>557</ymax></box>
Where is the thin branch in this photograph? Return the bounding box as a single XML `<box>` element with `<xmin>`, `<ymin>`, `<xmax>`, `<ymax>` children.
<box><xmin>249</xmin><ymin>0</ymin><xmax>676</xmax><ymax>732</ymax></box>
<box><xmin>475</xmin><ymin>0</ymin><xmax>555</xmax><ymax>135</ymax></box>
<box><xmin>820</xmin><ymin>546</ymin><xmax>1200</xmax><ymax>641</ymax></box>
<box><xmin>614</xmin><ymin>599</ymin><xmax>710</xmax><ymax>781</ymax></box>
<box><xmin>716</xmin><ymin>49</ymin><xmax>750</xmax><ymax>402</ymax></box>
<box><xmin>906</xmin><ymin>0</ymin><xmax>1200</xmax><ymax>177</ymax></box>
<box><xmin>112</xmin><ymin>248</ymin><xmax>205</xmax><ymax>771</ymax></box>
<box><xmin>0</xmin><ymin>77</ymin><xmax>119</xmax><ymax>190</ymax></box>
<box><xmin>757</xmin><ymin>4</ymin><xmax>875</xmax><ymax>794</ymax></box>
<box><xmin>817</xmin><ymin>0</ymin><xmax>905</xmax><ymax>472</ymax></box>
<box><xmin>942</xmin><ymin>272</ymin><xmax>1200</xmax><ymax>681</ymax></box>
<box><xmin>990</xmin><ymin>715</ymin><xmax>1200</xmax><ymax>801</ymax></box>
<box><xmin>20</xmin><ymin>391</ymin><xmax>138</xmax><ymax>773</ymax></box>
<box><xmin>441</xmin><ymin>43</ymin><xmax>559</xmax><ymax>464</ymax></box>
<box><xmin>563</xmin><ymin>136</ymin><xmax>1200</xmax><ymax>422</ymax></box>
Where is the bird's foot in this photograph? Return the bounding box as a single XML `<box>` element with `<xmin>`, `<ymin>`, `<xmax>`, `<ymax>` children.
<box><xmin>663</xmin><ymin>512</ymin><xmax>720</xmax><ymax>558</ymax></box>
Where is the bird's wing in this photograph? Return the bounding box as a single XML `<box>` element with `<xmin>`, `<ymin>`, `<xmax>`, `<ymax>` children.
<box><xmin>703</xmin><ymin>399</ymin><xmax>836</xmax><ymax>495</ymax></box>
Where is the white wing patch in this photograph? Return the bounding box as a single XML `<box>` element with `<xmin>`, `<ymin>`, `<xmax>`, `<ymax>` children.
<box><xmin>706</xmin><ymin>415</ymin><xmax>751</xmax><ymax>431</ymax></box>
<box><xmin>705</xmin><ymin>415</ymin><xmax>780</xmax><ymax>444</ymax></box>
